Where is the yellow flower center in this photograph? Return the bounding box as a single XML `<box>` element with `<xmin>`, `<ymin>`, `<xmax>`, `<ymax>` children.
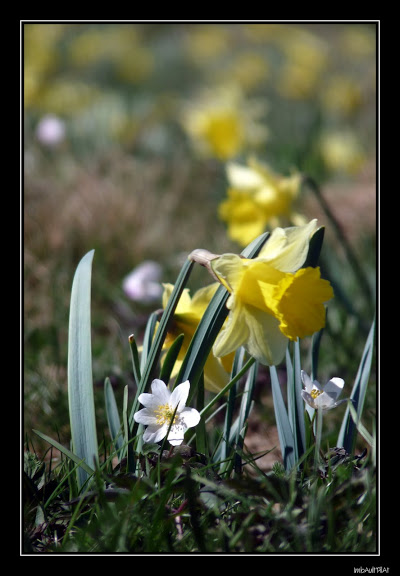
<box><xmin>154</xmin><ymin>404</ymin><xmax>177</xmax><ymax>426</ymax></box>
<box><xmin>311</xmin><ymin>389</ymin><xmax>323</xmax><ymax>399</ymax></box>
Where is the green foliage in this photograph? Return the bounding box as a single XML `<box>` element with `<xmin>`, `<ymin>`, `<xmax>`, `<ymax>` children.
<box><xmin>24</xmin><ymin>438</ymin><xmax>376</xmax><ymax>553</ymax></box>
<box><xmin>67</xmin><ymin>250</ymin><xmax>99</xmax><ymax>488</ymax></box>
<box><xmin>24</xmin><ymin>227</ymin><xmax>376</xmax><ymax>554</ymax></box>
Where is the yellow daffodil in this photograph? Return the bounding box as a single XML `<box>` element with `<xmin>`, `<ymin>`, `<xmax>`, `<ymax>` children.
<box><xmin>218</xmin><ymin>157</ymin><xmax>305</xmax><ymax>246</ymax></box>
<box><xmin>210</xmin><ymin>219</ymin><xmax>334</xmax><ymax>366</ymax></box>
<box><xmin>181</xmin><ymin>85</ymin><xmax>268</xmax><ymax>160</ymax></box>
<box><xmin>319</xmin><ymin>130</ymin><xmax>365</xmax><ymax>175</ymax></box>
<box><xmin>162</xmin><ymin>283</ymin><xmax>234</xmax><ymax>393</ymax></box>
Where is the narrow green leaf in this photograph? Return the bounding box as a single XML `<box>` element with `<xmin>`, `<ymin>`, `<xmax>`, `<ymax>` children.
<box><xmin>220</xmin><ymin>348</ymin><xmax>246</xmax><ymax>461</ymax></box>
<box><xmin>337</xmin><ymin>317</ymin><xmax>375</xmax><ymax>453</ymax></box>
<box><xmin>311</xmin><ymin>316</ymin><xmax>326</xmax><ymax>382</ymax></box>
<box><xmin>123</xmin><ymin>384</ymin><xmax>136</xmax><ymax>472</ymax></box>
<box><xmin>233</xmin><ymin>360</ymin><xmax>258</xmax><ymax>472</ymax></box>
<box><xmin>67</xmin><ymin>249</ymin><xmax>98</xmax><ymax>489</ymax></box>
<box><xmin>160</xmin><ymin>333</ymin><xmax>184</xmax><ymax>384</ymax></box>
<box><xmin>347</xmin><ymin>402</ymin><xmax>375</xmax><ymax>449</ymax></box>
<box><xmin>104</xmin><ymin>377</ymin><xmax>124</xmax><ymax>460</ymax></box>
<box><xmin>178</xmin><ymin>284</ymin><xmax>229</xmax><ymax>402</ymax></box>
<box><xmin>32</xmin><ymin>429</ymin><xmax>94</xmax><ymax>477</ymax></box>
<box><xmin>269</xmin><ymin>365</ymin><xmax>295</xmax><ymax>471</ymax></box>
<box><xmin>128</xmin><ymin>334</ymin><xmax>142</xmax><ymax>387</ymax></box>
<box><xmin>194</xmin><ymin>373</ymin><xmax>207</xmax><ymax>456</ymax></box>
<box><xmin>303</xmin><ymin>226</ymin><xmax>325</xmax><ymax>268</ymax></box>
<box><xmin>286</xmin><ymin>341</ymin><xmax>306</xmax><ymax>463</ymax></box>
<box><xmin>140</xmin><ymin>309</ymin><xmax>162</xmax><ymax>375</ymax></box>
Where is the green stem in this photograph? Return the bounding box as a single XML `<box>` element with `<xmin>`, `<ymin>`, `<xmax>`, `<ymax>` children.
<box><xmin>314</xmin><ymin>408</ymin><xmax>324</xmax><ymax>475</ymax></box>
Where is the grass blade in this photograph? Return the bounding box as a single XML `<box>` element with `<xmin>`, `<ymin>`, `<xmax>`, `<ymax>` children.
<box><xmin>128</xmin><ymin>334</ymin><xmax>142</xmax><ymax>388</ymax></box>
<box><xmin>286</xmin><ymin>341</ymin><xmax>306</xmax><ymax>462</ymax></box>
<box><xmin>67</xmin><ymin>249</ymin><xmax>98</xmax><ymax>489</ymax></box>
<box><xmin>104</xmin><ymin>377</ymin><xmax>124</xmax><ymax>461</ymax></box>
<box><xmin>269</xmin><ymin>365</ymin><xmax>295</xmax><ymax>471</ymax></box>
<box><xmin>32</xmin><ymin>429</ymin><xmax>94</xmax><ymax>477</ymax></box>
<box><xmin>160</xmin><ymin>333</ymin><xmax>184</xmax><ymax>384</ymax></box>
<box><xmin>337</xmin><ymin>317</ymin><xmax>376</xmax><ymax>454</ymax></box>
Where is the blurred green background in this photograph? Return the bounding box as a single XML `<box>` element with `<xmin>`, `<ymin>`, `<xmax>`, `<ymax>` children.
<box><xmin>23</xmin><ymin>22</ymin><xmax>377</xmax><ymax>463</ymax></box>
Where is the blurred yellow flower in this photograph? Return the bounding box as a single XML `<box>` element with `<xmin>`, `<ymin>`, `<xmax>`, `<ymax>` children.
<box><xmin>181</xmin><ymin>85</ymin><xmax>268</xmax><ymax>160</ymax></box>
<box><xmin>184</xmin><ymin>25</ymin><xmax>231</xmax><ymax>65</ymax></box>
<box><xmin>320</xmin><ymin>75</ymin><xmax>363</xmax><ymax>116</ymax></box>
<box><xmin>162</xmin><ymin>283</ymin><xmax>234</xmax><ymax>393</ymax></box>
<box><xmin>211</xmin><ymin>220</ymin><xmax>334</xmax><ymax>366</ymax></box>
<box><xmin>218</xmin><ymin>157</ymin><xmax>304</xmax><ymax>246</ymax></box>
<box><xmin>276</xmin><ymin>28</ymin><xmax>329</xmax><ymax>100</ymax></box>
<box><xmin>220</xmin><ymin>51</ymin><xmax>270</xmax><ymax>92</ymax></box>
<box><xmin>320</xmin><ymin>130</ymin><xmax>365</xmax><ymax>175</ymax></box>
<box><xmin>68</xmin><ymin>26</ymin><xmax>154</xmax><ymax>84</ymax></box>
<box><xmin>339</xmin><ymin>26</ymin><xmax>376</xmax><ymax>60</ymax></box>
<box><xmin>24</xmin><ymin>24</ymin><xmax>66</xmax><ymax>109</ymax></box>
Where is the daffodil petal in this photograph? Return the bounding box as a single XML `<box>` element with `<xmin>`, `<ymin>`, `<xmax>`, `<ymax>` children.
<box><xmin>190</xmin><ymin>283</ymin><xmax>220</xmax><ymax>309</ymax></box>
<box><xmin>259</xmin><ymin>219</ymin><xmax>318</xmax><ymax>272</ymax></box>
<box><xmin>162</xmin><ymin>283</ymin><xmax>192</xmax><ymax>312</ymax></box>
<box><xmin>243</xmin><ymin>303</ymin><xmax>289</xmax><ymax>365</ymax></box>
<box><xmin>203</xmin><ymin>353</ymin><xmax>232</xmax><ymax>393</ymax></box>
<box><xmin>226</xmin><ymin>161</ymin><xmax>266</xmax><ymax>189</ymax></box>
<box><xmin>272</xmin><ymin>267</ymin><xmax>333</xmax><ymax>340</ymax></box>
<box><xmin>213</xmin><ymin>301</ymin><xmax>249</xmax><ymax>358</ymax></box>
<box><xmin>211</xmin><ymin>253</ymin><xmax>245</xmax><ymax>293</ymax></box>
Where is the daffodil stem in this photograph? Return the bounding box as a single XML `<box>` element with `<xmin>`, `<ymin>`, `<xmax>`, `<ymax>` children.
<box><xmin>303</xmin><ymin>175</ymin><xmax>374</xmax><ymax>315</ymax></box>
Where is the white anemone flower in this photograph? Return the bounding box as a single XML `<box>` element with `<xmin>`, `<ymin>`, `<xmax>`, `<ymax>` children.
<box><xmin>134</xmin><ymin>379</ymin><xmax>201</xmax><ymax>446</ymax></box>
<box><xmin>301</xmin><ymin>370</ymin><xmax>346</xmax><ymax>411</ymax></box>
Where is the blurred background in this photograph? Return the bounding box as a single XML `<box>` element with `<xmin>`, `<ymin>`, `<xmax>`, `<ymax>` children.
<box><xmin>23</xmin><ymin>22</ymin><xmax>377</xmax><ymax>463</ymax></box>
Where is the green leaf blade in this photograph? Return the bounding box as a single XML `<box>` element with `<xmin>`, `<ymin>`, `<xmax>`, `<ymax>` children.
<box><xmin>269</xmin><ymin>365</ymin><xmax>295</xmax><ymax>471</ymax></box>
<box><xmin>67</xmin><ymin>249</ymin><xmax>98</xmax><ymax>489</ymax></box>
<box><xmin>104</xmin><ymin>377</ymin><xmax>124</xmax><ymax>460</ymax></box>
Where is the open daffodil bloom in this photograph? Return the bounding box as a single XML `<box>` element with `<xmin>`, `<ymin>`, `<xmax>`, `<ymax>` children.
<box><xmin>218</xmin><ymin>157</ymin><xmax>305</xmax><ymax>246</ymax></box>
<box><xmin>210</xmin><ymin>219</ymin><xmax>334</xmax><ymax>365</ymax></box>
